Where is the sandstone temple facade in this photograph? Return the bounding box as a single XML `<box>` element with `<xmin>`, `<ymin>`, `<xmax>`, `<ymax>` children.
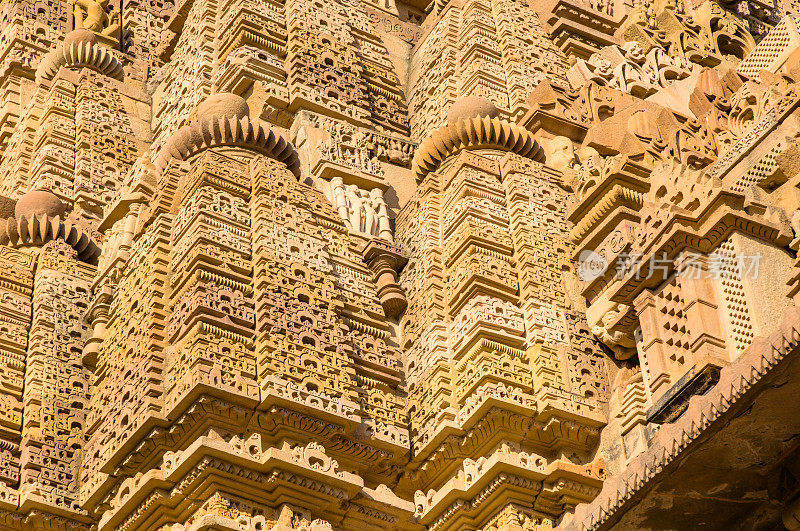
<box><xmin>2</xmin><ymin>0</ymin><xmax>800</xmax><ymax>528</ymax></box>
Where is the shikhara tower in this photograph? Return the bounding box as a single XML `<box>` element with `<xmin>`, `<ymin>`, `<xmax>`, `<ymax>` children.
<box><xmin>0</xmin><ymin>0</ymin><xmax>800</xmax><ymax>529</ymax></box>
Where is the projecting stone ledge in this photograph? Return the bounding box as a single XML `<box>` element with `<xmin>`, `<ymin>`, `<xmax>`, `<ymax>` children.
<box><xmin>559</xmin><ymin>306</ymin><xmax>800</xmax><ymax>531</ymax></box>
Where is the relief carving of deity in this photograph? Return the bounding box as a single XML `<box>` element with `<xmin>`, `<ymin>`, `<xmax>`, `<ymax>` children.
<box><xmin>331</xmin><ymin>177</ymin><xmax>393</xmax><ymax>241</ymax></box>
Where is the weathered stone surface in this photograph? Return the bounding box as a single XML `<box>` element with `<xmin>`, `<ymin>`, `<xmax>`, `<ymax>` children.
<box><xmin>0</xmin><ymin>0</ymin><xmax>798</xmax><ymax>529</ymax></box>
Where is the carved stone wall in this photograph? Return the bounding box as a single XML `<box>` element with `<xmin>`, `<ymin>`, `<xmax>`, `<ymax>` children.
<box><xmin>0</xmin><ymin>0</ymin><xmax>798</xmax><ymax>529</ymax></box>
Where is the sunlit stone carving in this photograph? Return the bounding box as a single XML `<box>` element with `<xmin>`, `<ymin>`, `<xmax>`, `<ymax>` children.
<box><xmin>0</xmin><ymin>0</ymin><xmax>797</xmax><ymax>530</ymax></box>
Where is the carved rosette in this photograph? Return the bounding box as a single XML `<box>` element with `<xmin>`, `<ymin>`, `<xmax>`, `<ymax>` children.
<box><xmin>412</xmin><ymin>104</ymin><xmax>544</xmax><ymax>180</ymax></box>
<box><xmin>0</xmin><ymin>189</ymin><xmax>101</xmax><ymax>263</ymax></box>
<box><xmin>0</xmin><ymin>215</ymin><xmax>101</xmax><ymax>263</ymax></box>
<box><xmin>36</xmin><ymin>30</ymin><xmax>124</xmax><ymax>83</ymax></box>
<box><xmin>155</xmin><ymin>94</ymin><xmax>301</xmax><ymax>178</ymax></box>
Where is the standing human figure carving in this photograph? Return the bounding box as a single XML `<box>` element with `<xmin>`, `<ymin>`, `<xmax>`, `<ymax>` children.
<box><xmin>331</xmin><ymin>179</ymin><xmax>393</xmax><ymax>241</ymax></box>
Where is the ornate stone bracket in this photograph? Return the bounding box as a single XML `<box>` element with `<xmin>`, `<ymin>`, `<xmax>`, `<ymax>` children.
<box><xmin>362</xmin><ymin>239</ymin><xmax>408</xmax><ymax>319</ymax></box>
<box><xmin>83</xmin><ymin>285</ymin><xmax>113</xmax><ymax>368</ymax></box>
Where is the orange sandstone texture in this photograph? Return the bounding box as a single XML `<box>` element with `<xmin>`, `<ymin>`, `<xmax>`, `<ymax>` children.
<box><xmin>0</xmin><ymin>0</ymin><xmax>798</xmax><ymax>530</ymax></box>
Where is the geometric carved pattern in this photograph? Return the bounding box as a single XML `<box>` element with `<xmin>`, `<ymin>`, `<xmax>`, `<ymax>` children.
<box><xmin>0</xmin><ymin>0</ymin><xmax>797</xmax><ymax>529</ymax></box>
